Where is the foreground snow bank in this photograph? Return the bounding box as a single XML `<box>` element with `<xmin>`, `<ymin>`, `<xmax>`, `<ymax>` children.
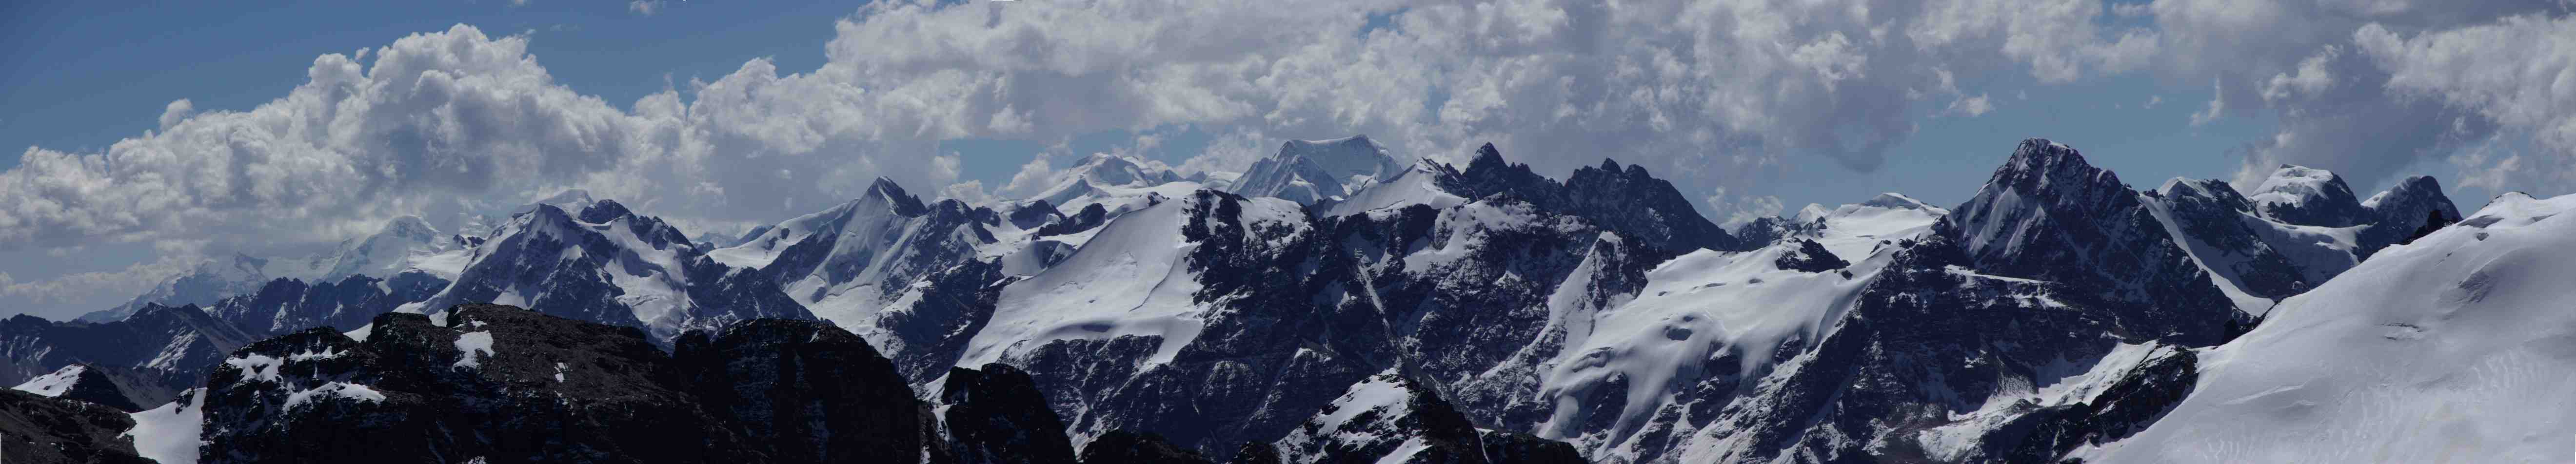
<box><xmin>2089</xmin><ymin>192</ymin><xmax>2576</xmax><ymax>463</ymax></box>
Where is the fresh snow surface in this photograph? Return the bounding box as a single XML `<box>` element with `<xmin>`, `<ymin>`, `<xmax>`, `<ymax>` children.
<box><xmin>125</xmin><ymin>388</ymin><xmax>207</xmax><ymax>464</ymax></box>
<box><xmin>453</xmin><ymin>331</ymin><xmax>495</xmax><ymax>369</ymax></box>
<box><xmin>958</xmin><ymin>193</ymin><xmax>1307</xmax><ymax>368</ymax></box>
<box><xmin>10</xmin><ymin>365</ymin><xmax>86</xmax><ymax>397</ymax></box>
<box><xmin>2088</xmin><ymin>192</ymin><xmax>2576</xmax><ymax>463</ymax></box>
<box><xmin>1533</xmin><ymin>197</ymin><xmax>1942</xmax><ymax>459</ymax></box>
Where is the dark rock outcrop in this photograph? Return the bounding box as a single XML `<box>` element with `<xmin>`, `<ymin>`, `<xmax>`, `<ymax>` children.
<box><xmin>199</xmin><ymin>305</ymin><xmax>946</xmax><ymax>463</ymax></box>
<box><xmin>674</xmin><ymin>318</ymin><xmax>933</xmax><ymax>463</ymax></box>
<box><xmin>938</xmin><ymin>363</ymin><xmax>1078</xmax><ymax>464</ymax></box>
<box><xmin>1771</xmin><ymin>239</ymin><xmax>1850</xmax><ymax>272</ymax></box>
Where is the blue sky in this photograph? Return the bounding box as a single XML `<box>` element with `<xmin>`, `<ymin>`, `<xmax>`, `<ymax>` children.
<box><xmin>0</xmin><ymin>0</ymin><xmax>2567</xmax><ymax>318</ymax></box>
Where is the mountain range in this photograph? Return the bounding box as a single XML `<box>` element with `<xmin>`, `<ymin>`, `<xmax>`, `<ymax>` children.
<box><xmin>6</xmin><ymin>135</ymin><xmax>2562</xmax><ymax>464</ymax></box>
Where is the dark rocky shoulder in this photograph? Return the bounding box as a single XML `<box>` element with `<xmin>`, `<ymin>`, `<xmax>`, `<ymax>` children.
<box><xmin>1079</xmin><ymin>430</ymin><xmax>1213</xmax><ymax>464</ymax></box>
<box><xmin>0</xmin><ymin>388</ymin><xmax>153</xmax><ymax>464</ymax></box>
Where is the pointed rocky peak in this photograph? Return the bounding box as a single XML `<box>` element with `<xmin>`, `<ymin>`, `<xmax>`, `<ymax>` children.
<box><xmin>1986</xmin><ymin>138</ymin><xmax>2125</xmax><ymax>197</ymax></box>
<box><xmin>1563</xmin><ymin>157</ymin><xmax>1741</xmax><ymax>252</ymax></box>
<box><xmin>1942</xmin><ymin>139</ymin><xmax>2142</xmax><ymax>251</ymax></box>
<box><xmin>1461</xmin><ymin>143</ymin><xmax>1524</xmax><ymax>180</ymax></box>
<box><xmin>865</xmin><ymin>177</ymin><xmax>931</xmax><ymax>217</ymax></box>
<box><xmin>2247</xmin><ymin>164</ymin><xmax>2369</xmax><ymax>227</ymax></box>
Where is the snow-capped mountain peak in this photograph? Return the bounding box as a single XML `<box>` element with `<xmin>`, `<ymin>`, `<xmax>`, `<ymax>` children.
<box><xmin>2246</xmin><ymin>164</ymin><xmax>2368</xmax><ymax>227</ymax></box>
<box><xmin>1857</xmin><ymin>193</ymin><xmax>1935</xmax><ymax>211</ymax></box>
<box><xmin>1231</xmin><ymin>135</ymin><xmax>1405</xmax><ymax>204</ymax></box>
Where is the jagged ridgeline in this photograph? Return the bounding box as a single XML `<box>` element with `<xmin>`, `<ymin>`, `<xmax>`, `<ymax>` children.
<box><xmin>18</xmin><ymin>135</ymin><xmax>2552</xmax><ymax>464</ymax></box>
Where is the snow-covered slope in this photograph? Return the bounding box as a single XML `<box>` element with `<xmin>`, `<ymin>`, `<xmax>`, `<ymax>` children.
<box><xmin>961</xmin><ymin>191</ymin><xmax>1311</xmax><ymax>368</ymax></box>
<box><xmin>1523</xmin><ymin>193</ymin><xmax>1941</xmax><ymax>461</ymax></box>
<box><xmin>13</xmin><ymin>365</ymin><xmax>102</xmax><ymax>400</ymax></box>
<box><xmin>125</xmin><ymin>388</ymin><xmax>207</xmax><ymax>464</ymax></box>
<box><xmin>1231</xmin><ymin>135</ymin><xmax>1404</xmax><ymax>205</ymax></box>
<box><xmin>709</xmin><ymin>179</ymin><xmax>995</xmax><ymax>333</ymax></box>
<box><xmin>2086</xmin><ymin>192</ymin><xmax>2576</xmax><ymax>463</ymax></box>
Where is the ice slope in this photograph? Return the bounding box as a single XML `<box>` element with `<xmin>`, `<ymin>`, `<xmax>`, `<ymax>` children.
<box><xmin>2088</xmin><ymin>192</ymin><xmax>2576</xmax><ymax>464</ymax></box>
<box><xmin>959</xmin><ymin>192</ymin><xmax>1310</xmax><ymax>368</ymax></box>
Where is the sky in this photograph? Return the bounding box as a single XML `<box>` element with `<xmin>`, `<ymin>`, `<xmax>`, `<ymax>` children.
<box><xmin>1</xmin><ymin>0</ymin><xmax>2572</xmax><ymax>319</ymax></box>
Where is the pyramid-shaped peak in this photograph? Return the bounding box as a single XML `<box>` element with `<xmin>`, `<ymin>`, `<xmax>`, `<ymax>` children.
<box><xmin>863</xmin><ymin>177</ymin><xmax>930</xmax><ymax>216</ymax></box>
<box><xmin>1468</xmin><ymin>143</ymin><xmax>1508</xmax><ymax>170</ymax></box>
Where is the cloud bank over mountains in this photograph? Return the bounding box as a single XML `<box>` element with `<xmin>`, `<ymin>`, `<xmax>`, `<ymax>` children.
<box><xmin>4</xmin><ymin>0</ymin><xmax>2575</xmax><ymax>314</ymax></box>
